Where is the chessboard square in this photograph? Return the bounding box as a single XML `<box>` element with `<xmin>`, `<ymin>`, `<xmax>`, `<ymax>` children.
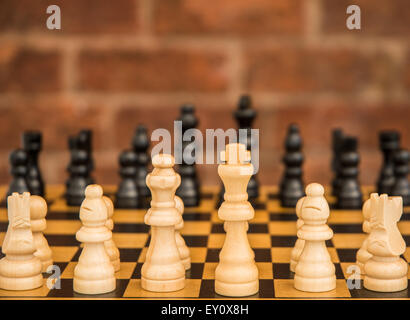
<box><xmin>211</xmin><ymin>211</ymin><xmax>222</xmax><ymax>223</ymax></box>
<box><xmin>336</xmin><ymin>248</ymin><xmax>358</xmax><ymax>262</ymax></box>
<box><xmin>268</xmin><ymin>222</ymin><xmax>297</xmax><ymax>236</ymax></box>
<box><xmin>252</xmin><ymin>210</ymin><xmax>269</xmax><ymax>223</ymax></box>
<box><xmin>0</xmin><ymin>209</ymin><xmax>8</xmax><ymax>222</ymax></box>
<box><xmin>328</xmin><ymin>211</ymin><xmax>363</xmax><ymax>224</ymax></box>
<box><xmin>123</xmin><ymin>279</ymin><xmax>201</xmax><ymax>298</ymax></box>
<box><xmin>190</xmin><ymin>248</ymin><xmax>207</xmax><ymax>263</ymax></box>
<box><xmin>47</xmin><ymin>211</ymin><xmax>78</xmax><ymax>220</ymax></box>
<box><xmin>257</xmin><ymin>262</ymin><xmax>274</xmax><ymax>279</ymax></box>
<box><xmin>138</xmin><ymin>247</ymin><xmax>147</xmax><ymax>263</ymax></box>
<box><xmin>116</xmin><ymin>262</ymin><xmax>137</xmax><ymax>279</ymax></box>
<box><xmin>183</xmin><ymin>212</ymin><xmax>211</xmax><ymax>221</ymax></box>
<box><xmin>349</xmin><ymin>280</ymin><xmax>410</xmax><ymax>299</ymax></box>
<box><xmin>271</xmin><ymin>248</ymin><xmax>339</xmax><ymax>264</ymax></box>
<box><xmin>113</xmin><ymin>233</ymin><xmax>148</xmax><ymax>248</ymax></box>
<box><xmin>198</xmin><ymin>279</ymin><xmax>215</xmax><ymax>298</ymax></box>
<box><xmin>330</xmin><ymin>224</ymin><xmax>363</xmax><ymax>234</ymax></box>
<box><xmin>181</xmin><ymin>221</ymin><xmax>212</xmax><ymax>235</ymax></box>
<box><xmin>269</xmin><ymin>213</ymin><xmax>297</xmax><ymax>221</ymax></box>
<box><xmin>267</xmin><ymin>201</ymin><xmax>295</xmax><ymax>213</ymax></box>
<box><xmin>113</xmin><ymin>210</ymin><xmax>145</xmax><ymax>223</ymax></box>
<box><xmin>114</xmin><ymin>223</ymin><xmax>149</xmax><ymax>233</ymax></box>
<box><xmin>206</xmin><ymin>249</ymin><xmax>220</xmax><ymax>262</ymax></box>
<box><xmin>0</xmin><ymin>232</ymin><xmax>4</xmax><ymax>244</ymax></box>
<box><xmin>249</xmin><ymin>234</ymin><xmax>272</xmax><ymax>248</ymax></box>
<box><xmin>0</xmin><ymin>222</ymin><xmax>7</xmax><ymax>232</ymax></box>
<box><xmin>46</xmin><ymin>235</ymin><xmax>79</xmax><ymax>246</ymax></box>
<box><xmin>273</xmin><ymin>263</ymin><xmax>293</xmax><ymax>279</ymax></box>
<box><xmin>51</xmin><ymin>246</ymin><xmax>79</xmax><ymax>262</ymax></box>
<box><xmin>119</xmin><ymin>248</ymin><xmax>142</xmax><ymax>262</ymax></box>
<box><xmin>183</xmin><ymin>235</ymin><xmax>208</xmax><ymax>247</ymax></box>
<box><xmin>271</xmin><ymin>236</ymin><xmax>297</xmax><ymax>247</ymax></box>
<box><xmin>274</xmin><ymin>279</ymin><xmax>351</xmax><ymax>298</ymax></box>
<box><xmin>44</xmin><ymin>220</ymin><xmax>81</xmax><ymax>235</ymax></box>
<box><xmin>61</xmin><ymin>262</ymin><xmax>76</xmax><ymax>279</ymax></box>
<box><xmin>207</xmin><ymin>234</ymin><xmax>224</xmax><ymax>248</ymax></box>
<box><xmin>203</xmin><ymin>262</ymin><xmax>217</xmax><ymax>279</ymax></box>
<box><xmin>335</xmin><ymin>263</ymin><xmax>345</xmax><ymax>279</ymax></box>
<box><xmin>332</xmin><ymin>234</ymin><xmax>365</xmax><ymax>248</ymax></box>
<box><xmin>0</xmin><ymin>280</ymin><xmax>50</xmax><ymax>297</ymax></box>
<box><xmin>398</xmin><ymin>221</ymin><xmax>410</xmax><ymax>235</ymax></box>
<box><xmin>49</xmin><ymin>199</ymin><xmax>78</xmax><ymax>212</ymax></box>
<box><xmin>254</xmin><ymin>249</ymin><xmax>272</xmax><ymax>262</ymax></box>
<box><xmin>186</xmin><ymin>263</ymin><xmax>204</xmax><ymax>279</ymax></box>
<box><xmin>405</xmin><ymin>248</ymin><xmax>410</xmax><ymax>262</ymax></box>
<box><xmin>259</xmin><ymin>279</ymin><xmax>275</xmax><ymax>298</ymax></box>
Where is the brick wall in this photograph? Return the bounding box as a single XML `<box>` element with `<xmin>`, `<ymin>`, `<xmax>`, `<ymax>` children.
<box><xmin>0</xmin><ymin>0</ymin><xmax>409</xmax><ymax>187</ymax></box>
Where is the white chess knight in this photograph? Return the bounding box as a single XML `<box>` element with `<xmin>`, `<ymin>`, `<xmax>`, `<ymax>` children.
<box><xmin>215</xmin><ymin>143</ymin><xmax>259</xmax><ymax>297</ymax></box>
<box><xmin>294</xmin><ymin>183</ymin><xmax>336</xmax><ymax>292</ymax></box>
<box><xmin>364</xmin><ymin>193</ymin><xmax>408</xmax><ymax>292</ymax></box>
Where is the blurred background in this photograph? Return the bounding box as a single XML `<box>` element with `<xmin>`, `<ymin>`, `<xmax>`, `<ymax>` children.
<box><xmin>0</xmin><ymin>0</ymin><xmax>409</xmax><ymax>187</ymax></box>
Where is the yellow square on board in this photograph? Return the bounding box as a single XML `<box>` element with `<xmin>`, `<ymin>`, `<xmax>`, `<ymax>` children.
<box><xmin>274</xmin><ymin>279</ymin><xmax>351</xmax><ymax>298</ymax></box>
<box><xmin>123</xmin><ymin>279</ymin><xmax>201</xmax><ymax>298</ymax></box>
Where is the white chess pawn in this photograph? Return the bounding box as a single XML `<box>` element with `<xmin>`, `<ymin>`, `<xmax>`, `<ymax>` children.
<box><xmin>364</xmin><ymin>194</ymin><xmax>408</xmax><ymax>292</ymax></box>
<box><xmin>74</xmin><ymin>185</ymin><xmax>116</xmax><ymax>294</ymax></box>
<box><xmin>141</xmin><ymin>154</ymin><xmax>185</xmax><ymax>292</ymax></box>
<box><xmin>0</xmin><ymin>192</ymin><xmax>43</xmax><ymax>290</ymax></box>
<box><xmin>30</xmin><ymin>195</ymin><xmax>53</xmax><ymax>272</ymax></box>
<box><xmin>290</xmin><ymin>196</ymin><xmax>305</xmax><ymax>272</ymax></box>
<box><xmin>294</xmin><ymin>183</ymin><xmax>336</xmax><ymax>292</ymax></box>
<box><xmin>355</xmin><ymin>198</ymin><xmax>372</xmax><ymax>274</ymax></box>
<box><xmin>103</xmin><ymin>196</ymin><xmax>120</xmax><ymax>272</ymax></box>
<box><xmin>175</xmin><ymin>195</ymin><xmax>191</xmax><ymax>270</ymax></box>
<box><xmin>215</xmin><ymin>143</ymin><xmax>259</xmax><ymax>297</ymax></box>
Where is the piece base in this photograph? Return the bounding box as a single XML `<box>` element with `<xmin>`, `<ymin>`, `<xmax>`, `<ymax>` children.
<box><xmin>0</xmin><ymin>274</ymin><xmax>43</xmax><ymax>291</ymax></box>
<box><xmin>294</xmin><ymin>275</ymin><xmax>336</xmax><ymax>293</ymax></box>
<box><xmin>215</xmin><ymin>280</ymin><xmax>259</xmax><ymax>297</ymax></box>
<box><xmin>141</xmin><ymin>276</ymin><xmax>185</xmax><ymax>292</ymax></box>
<box><xmin>364</xmin><ymin>276</ymin><xmax>408</xmax><ymax>293</ymax></box>
<box><xmin>73</xmin><ymin>277</ymin><xmax>116</xmax><ymax>295</ymax></box>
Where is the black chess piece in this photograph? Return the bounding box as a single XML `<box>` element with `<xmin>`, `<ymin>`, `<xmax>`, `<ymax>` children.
<box><xmin>336</xmin><ymin>136</ymin><xmax>362</xmax><ymax>209</ymax></box>
<box><xmin>6</xmin><ymin>149</ymin><xmax>30</xmax><ymax>197</ymax></box>
<box><xmin>22</xmin><ymin>131</ymin><xmax>44</xmax><ymax>197</ymax></box>
<box><xmin>77</xmin><ymin>129</ymin><xmax>95</xmax><ymax>185</ymax></box>
<box><xmin>132</xmin><ymin>125</ymin><xmax>151</xmax><ymax>199</ymax></box>
<box><xmin>331</xmin><ymin>128</ymin><xmax>344</xmax><ymax>197</ymax></box>
<box><xmin>279</xmin><ymin>124</ymin><xmax>304</xmax><ymax>207</ymax></box>
<box><xmin>377</xmin><ymin>130</ymin><xmax>400</xmax><ymax>195</ymax></box>
<box><xmin>176</xmin><ymin>104</ymin><xmax>200</xmax><ymax>207</ymax></box>
<box><xmin>66</xmin><ymin>139</ymin><xmax>90</xmax><ymax>206</ymax></box>
<box><xmin>391</xmin><ymin>149</ymin><xmax>410</xmax><ymax>206</ymax></box>
<box><xmin>115</xmin><ymin>150</ymin><xmax>139</xmax><ymax>209</ymax></box>
<box><xmin>234</xmin><ymin>94</ymin><xmax>259</xmax><ymax>199</ymax></box>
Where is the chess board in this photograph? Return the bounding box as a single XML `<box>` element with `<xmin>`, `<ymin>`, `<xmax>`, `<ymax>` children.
<box><xmin>0</xmin><ymin>185</ymin><xmax>409</xmax><ymax>300</ymax></box>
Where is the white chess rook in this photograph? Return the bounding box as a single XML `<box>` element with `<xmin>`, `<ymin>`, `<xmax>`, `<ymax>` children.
<box><xmin>215</xmin><ymin>143</ymin><xmax>259</xmax><ymax>297</ymax></box>
<box><xmin>294</xmin><ymin>183</ymin><xmax>336</xmax><ymax>292</ymax></box>
<box><xmin>141</xmin><ymin>154</ymin><xmax>185</xmax><ymax>292</ymax></box>
<box><xmin>73</xmin><ymin>185</ymin><xmax>116</xmax><ymax>294</ymax></box>
<box><xmin>175</xmin><ymin>195</ymin><xmax>191</xmax><ymax>270</ymax></box>
<box><xmin>364</xmin><ymin>194</ymin><xmax>408</xmax><ymax>292</ymax></box>
<box><xmin>0</xmin><ymin>192</ymin><xmax>43</xmax><ymax>290</ymax></box>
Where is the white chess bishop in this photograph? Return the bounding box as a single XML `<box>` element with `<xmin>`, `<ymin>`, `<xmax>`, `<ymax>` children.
<box><xmin>364</xmin><ymin>193</ymin><xmax>408</xmax><ymax>292</ymax></box>
<box><xmin>215</xmin><ymin>143</ymin><xmax>259</xmax><ymax>297</ymax></box>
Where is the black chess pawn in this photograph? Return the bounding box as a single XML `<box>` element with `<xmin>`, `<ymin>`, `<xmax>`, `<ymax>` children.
<box><xmin>22</xmin><ymin>131</ymin><xmax>44</xmax><ymax>197</ymax></box>
<box><xmin>66</xmin><ymin>143</ymin><xmax>89</xmax><ymax>206</ymax></box>
<box><xmin>115</xmin><ymin>150</ymin><xmax>139</xmax><ymax>209</ymax></box>
<box><xmin>176</xmin><ymin>104</ymin><xmax>200</xmax><ymax>207</ymax></box>
<box><xmin>331</xmin><ymin>128</ymin><xmax>344</xmax><ymax>197</ymax></box>
<box><xmin>77</xmin><ymin>129</ymin><xmax>95</xmax><ymax>185</ymax></box>
<box><xmin>377</xmin><ymin>131</ymin><xmax>400</xmax><ymax>195</ymax></box>
<box><xmin>336</xmin><ymin>136</ymin><xmax>362</xmax><ymax>209</ymax></box>
<box><xmin>279</xmin><ymin>124</ymin><xmax>304</xmax><ymax>207</ymax></box>
<box><xmin>6</xmin><ymin>149</ymin><xmax>30</xmax><ymax>197</ymax></box>
<box><xmin>391</xmin><ymin>149</ymin><xmax>410</xmax><ymax>206</ymax></box>
<box><xmin>132</xmin><ymin>125</ymin><xmax>151</xmax><ymax>199</ymax></box>
<box><xmin>234</xmin><ymin>94</ymin><xmax>259</xmax><ymax>200</ymax></box>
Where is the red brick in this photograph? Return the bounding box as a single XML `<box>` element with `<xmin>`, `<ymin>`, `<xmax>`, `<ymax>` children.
<box><xmin>0</xmin><ymin>0</ymin><xmax>138</xmax><ymax>34</ymax></box>
<box><xmin>0</xmin><ymin>46</ymin><xmax>61</xmax><ymax>93</ymax></box>
<box><xmin>245</xmin><ymin>47</ymin><xmax>395</xmax><ymax>93</ymax></box>
<box><xmin>0</xmin><ymin>99</ymin><xmax>107</xmax><ymax>151</ymax></box>
<box><xmin>322</xmin><ymin>0</ymin><xmax>410</xmax><ymax>36</ymax></box>
<box><xmin>153</xmin><ymin>0</ymin><xmax>303</xmax><ymax>36</ymax></box>
<box><xmin>78</xmin><ymin>49</ymin><xmax>228</xmax><ymax>92</ymax></box>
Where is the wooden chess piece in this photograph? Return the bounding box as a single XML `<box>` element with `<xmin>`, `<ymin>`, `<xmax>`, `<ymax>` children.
<box><xmin>0</xmin><ymin>192</ymin><xmax>43</xmax><ymax>290</ymax></box>
<box><xmin>73</xmin><ymin>185</ymin><xmax>116</xmax><ymax>294</ymax></box>
<box><xmin>6</xmin><ymin>149</ymin><xmax>30</xmax><ymax>197</ymax></box>
<box><xmin>364</xmin><ymin>194</ymin><xmax>408</xmax><ymax>292</ymax></box>
<box><xmin>23</xmin><ymin>131</ymin><xmax>45</xmax><ymax>197</ymax></box>
<box><xmin>174</xmin><ymin>195</ymin><xmax>191</xmax><ymax>270</ymax></box>
<box><xmin>290</xmin><ymin>197</ymin><xmax>305</xmax><ymax>272</ymax></box>
<box><xmin>355</xmin><ymin>198</ymin><xmax>372</xmax><ymax>274</ymax></box>
<box><xmin>103</xmin><ymin>196</ymin><xmax>120</xmax><ymax>272</ymax></box>
<box><xmin>294</xmin><ymin>183</ymin><xmax>336</xmax><ymax>292</ymax></box>
<box><xmin>215</xmin><ymin>143</ymin><xmax>259</xmax><ymax>297</ymax></box>
<box><xmin>30</xmin><ymin>195</ymin><xmax>53</xmax><ymax>272</ymax></box>
<box><xmin>141</xmin><ymin>154</ymin><xmax>185</xmax><ymax>292</ymax></box>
